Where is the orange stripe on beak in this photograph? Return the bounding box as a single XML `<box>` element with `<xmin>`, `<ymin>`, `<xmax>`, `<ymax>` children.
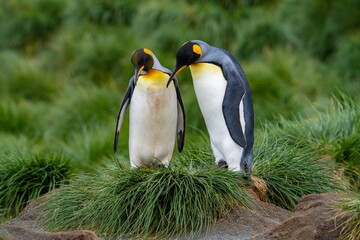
<box><xmin>136</xmin><ymin>65</ymin><xmax>145</xmax><ymax>79</ymax></box>
<box><xmin>167</xmin><ymin>65</ymin><xmax>186</xmax><ymax>87</ymax></box>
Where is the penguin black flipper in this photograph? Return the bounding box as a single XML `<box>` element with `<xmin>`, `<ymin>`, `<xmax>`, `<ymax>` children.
<box><xmin>174</xmin><ymin>77</ymin><xmax>186</xmax><ymax>152</ymax></box>
<box><xmin>114</xmin><ymin>77</ymin><xmax>135</xmax><ymax>153</ymax></box>
<box><xmin>221</xmin><ymin>62</ymin><xmax>247</xmax><ymax>148</ymax></box>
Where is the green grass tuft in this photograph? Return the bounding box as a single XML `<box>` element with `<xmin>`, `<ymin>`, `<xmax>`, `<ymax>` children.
<box><xmin>0</xmin><ymin>51</ymin><xmax>59</xmax><ymax>101</ymax></box>
<box><xmin>0</xmin><ymin>134</ymin><xmax>35</xmax><ymax>158</ymax></box>
<box><xmin>332</xmin><ymin>31</ymin><xmax>360</xmax><ymax>84</ymax></box>
<box><xmin>278</xmin><ymin>0</ymin><xmax>360</xmax><ymax>60</ymax></box>
<box><xmin>0</xmin><ymin>151</ymin><xmax>72</xmax><ymax>219</ymax></box>
<box><xmin>0</xmin><ymin>99</ymin><xmax>36</xmax><ymax>136</ymax></box>
<box><xmin>253</xmin><ymin>139</ymin><xmax>339</xmax><ymax>210</ymax></box>
<box><xmin>335</xmin><ymin>193</ymin><xmax>360</xmax><ymax>240</ymax></box>
<box><xmin>244</xmin><ymin>48</ymin><xmax>339</xmax><ymax>123</ymax></box>
<box><xmin>44</xmin><ymin>84</ymin><xmax>118</xmax><ymax>140</ymax></box>
<box><xmin>65</xmin><ymin>0</ymin><xmax>136</xmax><ymax>26</ymax></box>
<box><xmin>61</xmin><ymin>124</ymin><xmax>115</xmax><ymax>170</ymax></box>
<box><xmin>42</xmin><ymin>158</ymin><xmax>251</xmax><ymax>238</ymax></box>
<box><xmin>251</xmin><ymin>95</ymin><xmax>360</xmax><ymax>209</ymax></box>
<box><xmin>0</xmin><ymin>0</ymin><xmax>65</xmax><ymax>51</ymax></box>
<box><xmin>257</xmin><ymin>95</ymin><xmax>360</xmax><ymax>191</ymax></box>
<box><xmin>236</xmin><ymin>9</ymin><xmax>300</xmax><ymax>59</ymax></box>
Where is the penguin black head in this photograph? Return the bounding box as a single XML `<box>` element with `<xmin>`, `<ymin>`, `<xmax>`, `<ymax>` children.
<box><xmin>175</xmin><ymin>41</ymin><xmax>202</xmax><ymax>67</ymax></box>
<box><xmin>131</xmin><ymin>48</ymin><xmax>154</xmax><ymax>84</ymax></box>
<box><xmin>167</xmin><ymin>41</ymin><xmax>202</xmax><ymax>87</ymax></box>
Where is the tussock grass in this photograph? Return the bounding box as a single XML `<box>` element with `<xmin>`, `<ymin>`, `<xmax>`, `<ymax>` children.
<box><xmin>236</xmin><ymin>9</ymin><xmax>300</xmax><ymax>59</ymax></box>
<box><xmin>44</xmin><ymin>85</ymin><xmax>118</xmax><ymax>140</ymax></box>
<box><xmin>0</xmin><ymin>134</ymin><xmax>35</xmax><ymax>158</ymax></box>
<box><xmin>244</xmin><ymin>48</ymin><xmax>338</xmax><ymax>122</ymax></box>
<box><xmin>131</xmin><ymin>0</ymin><xmax>247</xmax><ymax>52</ymax></box>
<box><xmin>252</xmin><ymin>95</ymin><xmax>359</xmax><ymax>209</ymax></box>
<box><xmin>259</xmin><ymin>96</ymin><xmax>360</xmax><ymax>149</ymax></box>
<box><xmin>65</xmin><ymin>0</ymin><xmax>136</xmax><ymax>26</ymax></box>
<box><xmin>0</xmin><ymin>0</ymin><xmax>65</xmax><ymax>51</ymax></box>
<box><xmin>66</xmin><ymin>29</ymin><xmax>127</xmax><ymax>84</ymax></box>
<box><xmin>42</xmin><ymin>158</ymin><xmax>251</xmax><ymax>238</ymax></box>
<box><xmin>44</xmin><ymin>25</ymin><xmax>133</xmax><ymax>84</ymax></box>
<box><xmin>0</xmin><ymin>99</ymin><xmax>36</xmax><ymax>136</ymax></box>
<box><xmin>332</xmin><ymin>32</ymin><xmax>360</xmax><ymax>83</ymax></box>
<box><xmin>253</xmin><ymin>139</ymin><xmax>338</xmax><ymax>210</ymax></box>
<box><xmin>0</xmin><ymin>151</ymin><xmax>72</xmax><ymax>219</ymax></box>
<box><xmin>278</xmin><ymin>0</ymin><xmax>360</xmax><ymax>60</ymax></box>
<box><xmin>61</xmin><ymin>124</ymin><xmax>115</xmax><ymax>170</ymax></box>
<box><xmin>335</xmin><ymin>193</ymin><xmax>360</xmax><ymax>240</ymax></box>
<box><xmin>262</xmin><ymin>95</ymin><xmax>360</xmax><ymax>189</ymax></box>
<box><xmin>0</xmin><ymin>51</ymin><xmax>58</xmax><ymax>101</ymax></box>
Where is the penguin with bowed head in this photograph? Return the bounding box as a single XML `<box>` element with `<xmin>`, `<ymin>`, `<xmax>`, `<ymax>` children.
<box><xmin>114</xmin><ymin>48</ymin><xmax>185</xmax><ymax>168</ymax></box>
<box><xmin>167</xmin><ymin>40</ymin><xmax>254</xmax><ymax>175</ymax></box>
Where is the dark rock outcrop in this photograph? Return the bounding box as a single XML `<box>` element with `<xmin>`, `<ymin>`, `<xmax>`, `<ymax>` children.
<box><xmin>254</xmin><ymin>193</ymin><xmax>349</xmax><ymax>240</ymax></box>
<box><xmin>0</xmin><ymin>224</ymin><xmax>99</xmax><ymax>240</ymax></box>
<box><xmin>0</xmin><ymin>197</ymin><xmax>99</xmax><ymax>240</ymax></box>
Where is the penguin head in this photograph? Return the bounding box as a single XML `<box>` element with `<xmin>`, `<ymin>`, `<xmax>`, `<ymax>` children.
<box><xmin>167</xmin><ymin>41</ymin><xmax>202</xmax><ymax>87</ymax></box>
<box><xmin>131</xmin><ymin>48</ymin><xmax>154</xmax><ymax>84</ymax></box>
<box><xmin>175</xmin><ymin>41</ymin><xmax>202</xmax><ymax>67</ymax></box>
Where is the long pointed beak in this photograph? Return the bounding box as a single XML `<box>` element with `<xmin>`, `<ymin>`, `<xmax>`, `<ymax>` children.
<box><xmin>134</xmin><ymin>65</ymin><xmax>145</xmax><ymax>85</ymax></box>
<box><xmin>166</xmin><ymin>65</ymin><xmax>186</xmax><ymax>87</ymax></box>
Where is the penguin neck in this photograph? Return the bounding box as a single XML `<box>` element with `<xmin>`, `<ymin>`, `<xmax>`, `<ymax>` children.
<box><xmin>189</xmin><ymin>62</ymin><xmax>222</xmax><ymax>79</ymax></box>
<box><xmin>137</xmin><ymin>69</ymin><xmax>170</xmax><ymax>89</ymax></box>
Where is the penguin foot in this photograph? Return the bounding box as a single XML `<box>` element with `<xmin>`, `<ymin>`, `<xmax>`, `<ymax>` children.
<box><xmin>155</xmin><ymin>163</ymin><xmax>168</xmax><ymax>169</ymax></box>
<box><xmin>239</xmin><ymin>163</ymin><xmax>252</xmax><ymax>185</ymax></box>
<box><xmin>217</xmin><ymin>160</ymin><xmax>228</xmax><ymax>169</ymax></box>
<box><xmin>240</xmin><ymin>174</ymin><xmax>252</xmax><ymax>186</ymax></box>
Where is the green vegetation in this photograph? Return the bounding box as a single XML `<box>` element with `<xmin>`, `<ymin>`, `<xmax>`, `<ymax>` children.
<box><xmin>0</xmin><ymin>0</ymin><xmax>359</xmax><ymax>238</ymax></box>
<box><xmin>0</xmin><ymin>151</ymin><xmax>72</xmax><ymax>219</ymax></box>
<box><xmin>253</xmin><ymin>140</ymin><xmax>338</xmax><ymax>210</ymax></box>
<box><xmin>258</xmin><ymin>96</ymin><xmax>360</xmax><ymax>191</ymax></box>
<box><xmin>336</xmin><ymin>193</ymin><xmax>360</xmax><ymax>240</ymax></box>
<box><xmin>43</xmin><ymin>158</ymin><xmax>251</xmax><ymax>238</ymax></box>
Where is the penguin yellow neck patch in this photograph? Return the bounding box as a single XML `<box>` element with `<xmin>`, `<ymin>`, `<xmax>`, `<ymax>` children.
<box><xmin>137</xmin><ymin>69</ymin><xmax>170</xmax><ymax>89</ymax></box>
<box><xmin>189</xmin><ymin>63</ymin><xmax>222</xmax><ymax>79</ymax></box>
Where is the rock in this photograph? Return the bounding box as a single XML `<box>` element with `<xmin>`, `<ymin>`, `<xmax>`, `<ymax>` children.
<box><xmin>0</xmin><ymin>224</ymin><xmax>100</xmax><ymax>240</ymax></box>
<box><xmin>0</xmin><ymin>197</ymin><xmax>100</xmax><ymax>240</ymax></box>
<box><xmin>255</xmin><ymin>193</ymin><xmax>349</xmax><ymax>240</ymax></box>
<box><xmin>196</xmin><ymin>199</ymin><xmax>292</xmax><ymax>240</ymax></box>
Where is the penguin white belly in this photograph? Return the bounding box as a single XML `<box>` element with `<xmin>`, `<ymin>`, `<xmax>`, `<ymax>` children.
<box><xmin>129</xmin><ymin>71</ymin><xmax>177</xmax><ymax>168</ymax></box>
<box><xmin>190</xmin><ymin>63</ymin><xmax>245</xmax><ymax>171</ymax></box>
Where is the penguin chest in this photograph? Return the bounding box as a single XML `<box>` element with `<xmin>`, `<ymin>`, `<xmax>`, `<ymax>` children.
<box><xmin>129</xmin><ymin>71</ymin><xmax>177</xmax><ymax>165</ymax></box>
<box><xmin>189</xmin><ymin>63</ymin><xmax>228</xmax><ymax>141</ymax></box>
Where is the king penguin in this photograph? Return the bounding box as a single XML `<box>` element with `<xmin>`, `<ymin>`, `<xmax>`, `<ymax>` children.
<box><xmin>114</xmin><ymin>48</ymin><xmax>185</xmax><ymax>168</ymax></box>
<box><xmin>167</xmin><ymin>40</ymin><xmax>254</xmax><ymax>174</ymax></box>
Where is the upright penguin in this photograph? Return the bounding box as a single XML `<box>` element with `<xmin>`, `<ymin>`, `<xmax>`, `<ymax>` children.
<box><xmin>114</xmin><ymin>48</ymin><xmax>185</xmax><ymax>168</ymax></box>
<box><xmin>167</xmin><ymin>40</ymin><xmax>254</xmax><ymax>174</ymax></box>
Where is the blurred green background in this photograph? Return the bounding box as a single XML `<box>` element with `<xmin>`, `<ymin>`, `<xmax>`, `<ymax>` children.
<box><xmin>0</xmin><ymin>0</ymin><xmax>359</xmax><ymax>171</ymax></box>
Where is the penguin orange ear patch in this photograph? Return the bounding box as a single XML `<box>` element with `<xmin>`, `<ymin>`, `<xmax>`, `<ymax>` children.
<box><xmin>143</xmin><ymin>48</ymin><xmax>152</xmax><ymax>55</ymax></box>
<box><xmin>193</xmin><ymin>44</ymin><xmax>202</xmax><ymax>55</ymax></box>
